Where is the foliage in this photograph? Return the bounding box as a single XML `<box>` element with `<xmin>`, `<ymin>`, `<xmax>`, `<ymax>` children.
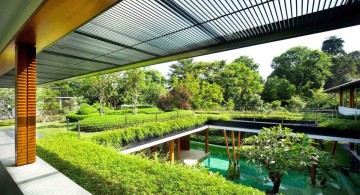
<box><xmin>0</xmin><ymin>88</ymin><xmax>14</xmax><ymax>119</ymax></box>
<box><xmin>233</xmin><ymin>56</ymin><xmax>259</xmax><ymax>70</ymax></box>
<box><xmin>37</xmin><ymin>134</ymin><xmax>263</xmax><ymax>195</ymax></box>
<box><xmin>123</xmin><ymin>69</ymin><xmax>146</xmax><ymax>114</ymax></box>
<box><xmin>79</xmin><ymin>110</ymin><xmax>195</xmax><ymax>132</ymax></box>
<box><xmin>37</xmin><ymin>86</ymin><xmax>62</xmax><ymax>122</ymax></box>
<box><xmin>157</xmin><ymin>93</ymin><xmax>175</xmax><ymax>111</ymax></box>
<box><xmin>316</xmin><ymin>150</ymin><xmax>335</xmax><ymax>186</ymax></box>
<box><xmin>242</xmin><ymin>126</ymin><xmax>318</xmax><ymax>194</ymax></box>
<box><xmin>286</xmin><ymin>96</ymin><xmax>306</xmax><ymax>112</ymax></box>
<box><xmin>0</xmin><ymin>119</ymin><xmax>14</xmax><ymax>126</ymax></box>
<box><xmin>77</xmin><ymin>104</ymin><xmax>98</xmax><ymax>115</ymax></box>
<box><xmin>321</xmin><ymin>36</ymin><xmax>345</xmax><ymax>56</ymax></box>
<box><xmin>141</xmin><ymin>69</ymin><xmax>166</xmax><ymax>105</ymax></box>
<box><xmin>217</xmin><ymin>61</ymin><xmax>263</xmax><ymax>109</ymax></box>
<box><xmin>262</xmin><ymin>77</ymin><xmax>296</xmax><ymax>103</ymax></box>
<box><xmin>91</xmin><ymin>115</ymin><xmax>208</xmax><ymax>147</ymax></box>
<box><xmin>270</xmin><ymin>46</ymin><xmax>331</xmax><ymax>97</ymax></box>
<box><xmin>304</xmin><ymin>89</ymin><xmax>337</xmax><ymax>108</ymax></box>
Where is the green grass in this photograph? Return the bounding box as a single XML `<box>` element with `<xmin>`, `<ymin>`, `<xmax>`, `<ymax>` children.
<box><xmin>37</xmin><ymin>134</ymin><xmax>263</xmax><ymax>195</ymax></box>
<box><xmin>319</xmin><ymin>118</ymin><xmax>360</xmax><ymax>131</ymax></box>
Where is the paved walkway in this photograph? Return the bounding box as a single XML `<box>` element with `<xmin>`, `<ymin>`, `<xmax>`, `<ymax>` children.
<box><xmin>0</xmin><ymin>130</ymin><xmax>91</xmax><ymax>195</ymax></box>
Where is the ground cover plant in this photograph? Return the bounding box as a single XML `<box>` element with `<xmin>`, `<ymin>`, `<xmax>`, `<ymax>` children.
<box><xmin>37</xmin><ymin>134</ymin><xmax>263</xmax><ymax>195</ymax></box>
<box><xmin>79</xmin><ymin>110</ymin><xmax>194</xmax><ymax>132</ymax></box>
<box><xmin>91</xmin><ymin>115</ymin><xmax>210</xmax><ymax>148</ymax></box>
<box><xmin>319</xmin><ymin>118</ymin><xmax>360</xmax><ymax>131</ymax></box>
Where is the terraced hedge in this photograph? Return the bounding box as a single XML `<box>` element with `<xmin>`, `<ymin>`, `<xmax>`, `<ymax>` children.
<box><xmin>79</xmin><ymin>110</ymin><xmax>194</xmax><ymax>132</ymax></box>
<box><xmin>37</xmin><ymin>134</ymin><xmax>263</xmax><ymax>195</ymax></box>
<box><xmin>91</xmin><ymin>115</ymin><xmax>209</xmax><ymax>148</ymax></box>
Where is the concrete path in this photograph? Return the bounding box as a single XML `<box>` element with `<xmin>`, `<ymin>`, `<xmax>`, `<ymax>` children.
<box><xmin>0</xmin><ymin>130</ymin><xmax>91</xmax><ymax>195</ymax></box>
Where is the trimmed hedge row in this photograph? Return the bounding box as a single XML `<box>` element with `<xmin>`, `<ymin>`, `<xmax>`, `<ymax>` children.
<box><xmin>80</xmin><ymin>110</ymin><xmax>194</xmax><ymax>132</ymax></box>
<box><xmin>107</xmin><ymin>108</ymin><xmax>163</xmax><ymax>115</ymax></box>
<box><xmin>66</xmin><ymin>113</ymin><xmax>100</xmax><ymax>122</ymax></box>
<box><xmin>91</xmin><ymin>115</ymin><xmax>209</xmax><ymax>147</ymax></box>
<box><xmin>0</xmin><ymin>119</ymin><xmax>14</xmax><ymax>126</ymax></box>
<box><xmin>37</xmin><ymin>134</ymin><xmax>263</xmax><ymax>195</ymax></box>
<box><xmin>319</xmin><ymin>119</ymin><xmax>360</xmax><ymax>131</ymax></box>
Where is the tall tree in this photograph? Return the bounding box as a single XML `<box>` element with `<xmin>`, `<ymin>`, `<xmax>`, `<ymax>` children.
<box><xmin>124</xmin><ymin>69</ymin><xmax>145</xmax><ymax>114</ymax></box>
<box><xmin>262</xmin><ymin>77</ymin><xmax>296</xmax><ymax>103</ymax></box>
<box><xmin>321</xmin><ymin>36</ymin><xmax>345</xmax><ymax>56</ymax></box>
<box><xmin>37</xmin><ymin>86</ymin><xmax>62</xmax><ymax>122</ymax></box>
<box><xmin>233</xmin><ymin>56</ymin><xmax>259</xmax><ymax>70</ymax></box>
<box><xmin>168</xmin><ymin>58</ymin><xmax>195</xmax><ymax>83</ymax></box>
<box><xmin>142</xmin><ymin>69</ymin><xmax>166</xmax><ymax>105</ymax></box>
<box><xmin>270</xmin><ymin>46</ymin><xmax>331</xmax><ymax>96</ymax></box>
<box><xmin>217</xmin><ymin>61</ymin><xmax>263</xmax><ymax>109</ymax></box>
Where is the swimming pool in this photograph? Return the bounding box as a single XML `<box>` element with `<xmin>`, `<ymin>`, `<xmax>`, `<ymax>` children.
<box><xmin>191</xmin><ymin>141</ymin><xmax>360</xmax><ymax>195</ymax></box>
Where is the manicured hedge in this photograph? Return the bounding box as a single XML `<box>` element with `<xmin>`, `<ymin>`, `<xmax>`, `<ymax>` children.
<box><xmin>107</xmin><ymin>108</ymin><xmax>163</xmax><ymax>115</ymax></box>
<box><xmin>319</xmin><ymin>119</ymin><xmax>360</xmax><ymax>131</ymax></box>
<box><xmin>91</xmin><ymin>115</ymin><xmax>209</xmax><ymax>147</ymax></box>
<box><xmin>66</xmin><ymin>113</ymin><xmax>100</xmax><ymax>122</ymax></box>
<box><xmin>80</xmin><ymin>110</ymin><xmax>194</xmax><ymax>132</ymax></box>
<box><xmin>37</xmin><ymin>134</ymin><xmax>263</xmax><ymax>195</ymax></box>
<box><xmin>0</xmin><ymin>119</ymin><xmax>14</xmax><ymax>126</ymax></box>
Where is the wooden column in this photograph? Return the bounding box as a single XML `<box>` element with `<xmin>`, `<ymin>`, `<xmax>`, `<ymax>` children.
<box><xmin>168</xmin><ymin>140</ymin><xmax>174</xmax><ymax>163</ymax></box>
<box><xmin>350</xmin><ymin>143</ymin><xmax>355</xmax><ymax>151</ymax></box>
<box><xmin>205</xmin><ymin>129</ymin><xmax>209</xmax><ymax>153</ymax></box>
<box><xmin>339</xmin><ymin>89</ymin><xmax>344</xmax><ymax>106</ymax></box>
<box><xmin>350</xmin><ymin>88</ymin><xmax>355</xmax><ymax>108</ymax></box>
<box><xmin>177</xmin><ymin>138</ymin><xmax>181</xmax><ymax>160</ymax></box>
<box><xmin>180</xmin><ymin>135</ymin><xmax>190</xmax><ymax>150</ymax></box>
<box><xmin>331</xmin><ymin>141</ymin><xmax>337</xmax><ymax>157</ymax></box>
<box><xmin>15</xmin><ymin>44</ymin><xmax>36</xmax><ymax>166</ymax></box>
<box><xmin>151</xmin><ymin>145</ymin><xmax>157</xmax><ymax>153</ymax></box>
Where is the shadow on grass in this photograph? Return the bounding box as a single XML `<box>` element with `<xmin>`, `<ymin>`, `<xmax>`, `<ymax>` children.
<box><xmin>36</xmin><ymin>145</ymin><xmax>125</xmax><ymax>195</ymax></box>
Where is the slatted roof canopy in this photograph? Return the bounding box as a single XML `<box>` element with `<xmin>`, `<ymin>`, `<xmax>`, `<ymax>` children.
<box><xmin>1</xmin><ymin>0</ymin><xmax>360</xmax><ymax>87</ymax></box>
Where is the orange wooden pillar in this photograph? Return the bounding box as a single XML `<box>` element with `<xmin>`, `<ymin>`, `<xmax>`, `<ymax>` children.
<box><xmin>15</xmin><ymin>44</ymin><xmax>36</xmax><ymax>166</ymax></box>
<box><xmin>168</xmin><ymin>140</ymin><xmax>174</xmax><ymax>163</ymax></box>
<box><xmin>339</xmin><ymin>89</ymin><xmax>344</xmax><ymax>106</ymax></box>
<box><xmin>350</xmin><ymin>88</ymin><xmax>355</xmax><ymax>108</ymax></box>
<box><xmin>205</xmin><ymin>129</ymin><xmax>209</xmax><ymax>153</ymax></box>
<box><xmin>177</xmin><ymin>138</ymin><xmax>181</xmax><ymax>160</ymax></box>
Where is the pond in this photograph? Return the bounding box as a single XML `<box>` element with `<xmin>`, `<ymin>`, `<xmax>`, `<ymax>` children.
<box><xmin>191</xmin><ymin>141</ymin><xmax>360</xmax><ymax>195</ymax></box>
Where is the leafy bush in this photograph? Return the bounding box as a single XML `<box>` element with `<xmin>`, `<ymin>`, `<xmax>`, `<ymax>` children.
<box><xmin>37</xmin><ymin>134</ymin><xmax>263</xmax><ymax>195</ymax></box>
<box><xmin>91</xmin><ymin>115</ymin><xmax>208</xmax><ymax>147</ymax></box>
<box><xmin>157</xmin><ymin>94</ymin><xmax>175</xmax><ymax>111</ymax></box>
<box><xmin>0</xmin><ymin>119</ymin><xmax>14</xmax><ymax>126</ymax></box>
<box><xmin>80</xmin><ymin>110</ymin><xmax>194</xmax><ymax>132</ymax></box>
<box><xmin>77</xmin><ymin>104</ymin><xmax>98</xmax><ymax>115</ymax></box>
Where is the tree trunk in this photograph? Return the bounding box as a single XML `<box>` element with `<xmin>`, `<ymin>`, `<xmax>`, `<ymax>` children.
<box><xmin>269</xmin><ymin>172</ymin><xmax>282</xmax><ymax>194</ymax></box>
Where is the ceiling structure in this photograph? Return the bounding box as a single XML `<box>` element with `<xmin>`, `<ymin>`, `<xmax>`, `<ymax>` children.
<box><xmin>0</xmin><ymin>0</ymin><xmax>360</xmax><ymax>88</ymax></box>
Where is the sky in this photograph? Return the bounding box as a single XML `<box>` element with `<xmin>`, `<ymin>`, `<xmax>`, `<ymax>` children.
<box><xmin>148</xmin><ymin>25</ymin><xmax>360</xmax><ymax>80</ymax></box>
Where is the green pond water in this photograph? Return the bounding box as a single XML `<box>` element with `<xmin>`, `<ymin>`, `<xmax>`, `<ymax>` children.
<box><xmin>191</xmin><ymin>142</ymin><xmax>360</xmax><ymax>195</ymax></box>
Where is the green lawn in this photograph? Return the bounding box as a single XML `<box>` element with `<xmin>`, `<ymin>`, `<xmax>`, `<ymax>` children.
<box><xmin>322</xmin><ymin>141</ymin><xmax>352</xmax><ymax>167</ymax></box>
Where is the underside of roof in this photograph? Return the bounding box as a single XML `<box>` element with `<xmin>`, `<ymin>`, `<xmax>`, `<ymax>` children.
<box><xmin>1</xmin><ymin>0</ymin><xmax>360</xmax><ymax>88</ymax></box>
<box><xmin>324</xmin><ymin>79</ymin><xmax>360</xmax><ymax>93</ymax></box>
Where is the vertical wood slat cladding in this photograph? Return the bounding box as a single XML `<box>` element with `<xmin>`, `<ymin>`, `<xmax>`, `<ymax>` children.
<box><xmin>15</xmin><ymin>44</ymin><xmax>36</xmax><ymax>166</ymax></box>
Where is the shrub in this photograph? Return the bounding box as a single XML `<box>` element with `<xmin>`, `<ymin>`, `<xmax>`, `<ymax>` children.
<box><xmin>37</xmin><ymin>134</ymin><xmax>263</xmax><ymax>195</ymax></box>
<box><xmin>0</xmin><ymin>119</ymin><xmax>14</xmax><ymax>126</ymax></box>
<box><xmin>157</xmin><ymin>94</ymin><xmax>175</xmax><ymax>111</ymax></box>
